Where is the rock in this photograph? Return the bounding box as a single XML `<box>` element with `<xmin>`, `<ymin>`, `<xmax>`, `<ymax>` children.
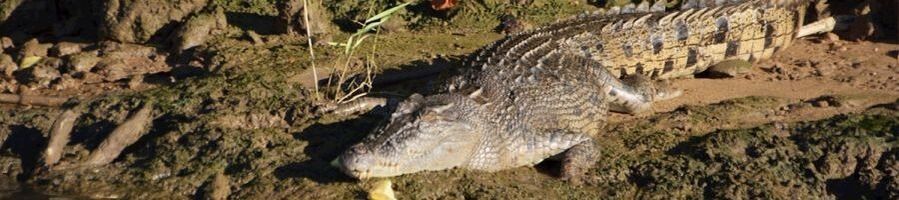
<box><xmin>246</xmin><ymin>30</ymin><xmax>264</xmax><ymax>46</ymax></box>
<box><xmin>52</xmin><ymin>74</ymin><xmax>81</xmax><ymax>90</ymax></box>
<box><xmin>811</xmin><ymin>100</ymin><xmax>829</xmax><ymax>108</ymax></box>
<box><xmin>100</xmin><ymin>42</ymin><xmax>157</xmax><ymax>58</ymax></box>
<box><xmin>703</xmin><ymin>60</ymin><xmax>753</xmax><ymax>78</ymax></box>
<box><xmin>93</xmin><ymin>44</ymin><xmax>170</xmax><ymax>82</ymax></box>
<box><xmin>66</xmin><ymin>51</ymin><xmax>101</xmax><ymax>73</ymax></box>
<box><xmin>173</xmin><ymin>7</ymin><xmax>227</xmax><ymax>51</ymax></box>
<box><xmin>0</xmin><ymin>78</ymin><xmax>15</xmax><ymax>93</ymax></box>
<box><xmin>1</xmin><ymin>53</ymin><xmax>16</xmax><ymax>76</ymax></box>
<box><xmin>128</xmin><ymin>75</ymin><xmax>143</xmax><ymax>90</ymax></box>
<box><xmin>823</xmin><ymin>32</ymin><xmax>840</xmax><ymax>42</ymax></box>
<box><xmin>380</xmin><ymin>15</ymin><xmax>408</xmax><ymax>33</ymax></box>
<box><xmin>50</xmin><ymin>42</ymin><xmax>83</xmax><ymax>57</ymax></box>
<box><xmin>277</xmin><ymin>0</ymin><xmax>332</xmax><ymax>36</ymax></box>
<box><xmin>0</xmin><ymin>37</ymin><xmax>12</xmax><ymax>50</ymax></box>
<box><xmin>17</xmin><ymin>58</ymin><xmax>62</xmax><ymax>87</ymax></box>
<box><xmin>201</xmin><ymin>173</ymin><xmax>230</xmax><ymax>200</ymax></box>
<box><xmin>814</xmin><ymin>68</ymin><xmax>830</xmax><ymax>77</ymax></box>
<box><xmin>100</xmin><ymin>0</ymin><xmax>209</xmax><ymax>43</ymax></box>
<box><xmin>838</xmin><ymin>46</ymin><xmax>849</xmax><ymax>52</ymax></box>
<box><xmin>19</xmin><ymin>38</ymin><xmax>50</xmax><ymax>58</ymax></box>
<box><xmin>498</xmin><ymin>15</ymin><xmax>530</xmax><ymax>34</ymax></box>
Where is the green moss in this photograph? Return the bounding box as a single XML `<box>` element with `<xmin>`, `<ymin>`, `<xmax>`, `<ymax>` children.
<box><xmin>212</xmin><ymin>0</ymin><xmax>279</xmax><ymax>15</ymax></box>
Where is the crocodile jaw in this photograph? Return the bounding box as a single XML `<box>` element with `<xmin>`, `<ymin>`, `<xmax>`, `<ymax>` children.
<box><xmin>337</xmin><ymin>97</ymin><xmax>482</xmax><ymax>179</ymax></box>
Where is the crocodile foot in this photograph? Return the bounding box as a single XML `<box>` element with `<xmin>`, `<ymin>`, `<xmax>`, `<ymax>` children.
<box><xmin>560</xmin><ymin>139</ymin><xmax>598</xmax><ymax>185</ymax></box>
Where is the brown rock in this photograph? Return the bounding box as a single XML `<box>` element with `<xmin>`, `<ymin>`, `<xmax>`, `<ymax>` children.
<box><xmin>128</xmin><ymin>75</ymin><xmax>143</xmax><ymax>90</ymax></box>
<box><xmin>0</xmin><ymin>37</ymin><xmax>13</xmax><ymax>50</ymax></box>
<box><xmin>246</xmin><ymin>30</ymin><xmax>264</xmax><ymax>46</ymax></box>
<box><xmin>66</xmin><ymin>51</ymin><xmax>101</xmax><ymax>73</ymax></box>
<box><xmin>838</xmin><ymin>46</ymin><xmax>849</xmax><ymax>52</ymax></box>
<box><xmin>19</xmin><ymin>38</ymin><xmax>51</xmax><ymax>58</ymax></box>
<box><xmin>277</xmin><ymin>0</ymin><xmax>332</xmax><ymax>36</ymax></box>
<box><xmin>1</xmin><ymin>53</ymin><xmax>16</xmax><ymax>76</ymax></box>
<box><xmin>53</xmin><ymin>74</ymin><xmax>81</xmax><ymax>90</ymax></box>
<box><xmin>93</xmin><ymin>46</ymin><xmax>170</xmax><ymax>82</ymax></box>
<box><xmin>0</xmin><ymin>79</ymin><xmax>15</xmax><ymax>93</ymax></box>
<box><xmin>50</xmin><ymin>42</ymin><xmax>83</xmax><ymax>57</ymax></box>
<box><xmin>812</xmin><ymin>100</ymin><xmax>829</xmax><ymax>108</ymax></box>
<box><xmin>201</xmin><ymin>173</ymin><xmax>231</xmax><ymax>200</ymax></box>
<box><xmin>20</xmin><ymin>58</ymin><xmax>62</xmax><ymax>87</ymax></box>
<box><xmin>100</xmin><ymin>42</ymin><xmax>157</xmax><ymax>58</ymax></box>
<box><xmin>824</xmin><ymin>32</ymin><xmax>840</xmax><ymax>42</ymax></box>
<box><xmin>498</xmin><ymin>15</ymin><xmax>531</xmax><ymax>34</ymax></box>
<box><xmin>173</xmin><ymin>7</ymin><xmax>227</xmax><ymax>51</ymax></box>
<box><xmin>100</xmin><ymin>0</ymin><xmax>209</xmax><ymax>43</ymax></box>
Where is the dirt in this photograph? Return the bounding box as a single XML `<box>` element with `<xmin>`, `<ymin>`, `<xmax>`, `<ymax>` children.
<box><xmin>0</xmin><ymin>0</ymin><xmax>898</xmax><ymax>199</ymax></box>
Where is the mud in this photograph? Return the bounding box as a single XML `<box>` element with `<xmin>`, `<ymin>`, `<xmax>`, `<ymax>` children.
<box><xmin>0</xmin><ymin>0</ymin><xmax>897</xmax><ymax>199</ymax></box>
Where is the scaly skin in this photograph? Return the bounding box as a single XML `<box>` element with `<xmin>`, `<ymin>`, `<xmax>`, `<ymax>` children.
<box><xmin>337</xmin><ymin>0</ymin><xmax>809</xmax><ymax>181</ymax></box>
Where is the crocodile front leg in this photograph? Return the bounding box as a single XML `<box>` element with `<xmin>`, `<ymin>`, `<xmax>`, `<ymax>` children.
<box><xmin>560</xmin><ymin>138</ymin><xmax>598</xmax><ymax>184</ymax></box>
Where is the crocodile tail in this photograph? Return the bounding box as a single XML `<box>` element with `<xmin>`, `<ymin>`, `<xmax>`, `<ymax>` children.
<box><xmin>583</xmin><ymin>0</ymin><xmax>812</xmax><ymax>79</ymax></box>
<box><xmin>682</xmin><ymin>0</ymin><xmax>810</xmax><ymax>9</ymax></box>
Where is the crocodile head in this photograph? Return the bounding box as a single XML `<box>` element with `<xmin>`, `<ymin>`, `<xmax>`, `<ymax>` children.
<box><xmin>337</xmin><ymin>94</ymin><xmax>482</xmax><ymax>179</ymax></box>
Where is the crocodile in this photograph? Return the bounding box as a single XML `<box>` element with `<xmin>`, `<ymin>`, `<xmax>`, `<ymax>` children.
<box><xmin>336</xmin><ymin>0</ymin><xmax>809</xmax><ymax>181</ymax></box>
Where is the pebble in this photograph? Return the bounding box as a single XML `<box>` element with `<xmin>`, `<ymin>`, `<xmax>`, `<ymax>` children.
<box><xmin>824</xmin><ymin>32</ymin><xmax>840</xmax><ymax>42</ymax></box>
<box><xmin>1</xmin><ymin>54</ymin><xmax>16</xmax><ymax>76</ymax></box>
<box><xmin>19</xmin><ymin>38</ymin><xmax>50</xmax><ymax>58</ymax></box>
<box><xmin>25</xmin><ymin>60</ymin><xmax>62</xmax><ymax>87</ymax></box>
<box><xmin>128</xmin><ymin>75</ymin><xmax>143</xmax><ymax>90</ymax></box>
<box><xmin>51</xmin><ymin>42</ymin><xmax>83</xmax><ymax>57</ymax></box>
<box><xmin>0</xmin><ymin>37</ymin><xmax>13</xmax><ymax>50</ymax></box>
<box><xmin>246</xmin><ymin>30</ymin><xmax>264</xmax><ymax>46</ymax></box>
<box><xmin>812</xmin><ymin>100</ymin><xmax>829</xmax><ymax>108</ymax></box>
<box><xmin>66</xmin><ymin>51</ymin><xmax>101</xmax><ymax>73</ymax></box>
<box><xmin>814</xmin><ymin>68</ymin><xmax>830</xmax><ymax>76</ymax></box>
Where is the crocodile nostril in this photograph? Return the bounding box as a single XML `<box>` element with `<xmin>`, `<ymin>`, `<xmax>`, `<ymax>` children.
<box><xmin>349</xmin><ymin>145</ymin><xmax>366</xmax><ymax>154</ymax></box>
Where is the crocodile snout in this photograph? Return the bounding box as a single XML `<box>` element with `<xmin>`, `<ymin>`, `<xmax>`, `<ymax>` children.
<box><xmin>337</xmin><ymin>145</ymin><xmax>374</xmax><ymax>179</ymax></box>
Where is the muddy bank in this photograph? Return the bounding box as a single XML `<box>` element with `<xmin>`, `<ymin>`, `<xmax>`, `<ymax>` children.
<box><xmin>0</xmin><ymin>0</ymin><xmax>897</xmax><ymax>199</ymax></box>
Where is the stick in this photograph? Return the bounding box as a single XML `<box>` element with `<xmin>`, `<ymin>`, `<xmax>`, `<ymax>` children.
<box><xmin>797</xmin><ymin>15</ymin><xmax>855</xmax><ymax>38</ymax></box>
<box><xmin>0</xmin><ymin>93</ymin><xmax>69</xmax><ymax>106</ymax></box>
<box><xmin>323</xmin><ymin>97</ymin><xmax>389</xmax><ymax>116</ymax></box>
<box><xmin>42</xmin><ymin>109</ymin><xmax>81</xmax><ymax>167</ymax></box>
<box><xmin>85</xmin><ymin>103</ymin><xmax>154</xmax><ymax>166</ymax></box>
<box><xmin>302</xmin><ymin>0</ymin><xmax>320</xmax><ymax>99</ymax></box>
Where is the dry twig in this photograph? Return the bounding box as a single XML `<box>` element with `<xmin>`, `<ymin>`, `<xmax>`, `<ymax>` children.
<box><xmin>42</xmin><ymin>109</ymin><xmax>81</xmax><ymax>167</ymax></box>
<box><xmin>85</xmin><ymin>103</ymin><xmax>154</xmax><ymax>166</ymax></box>
<box><xmin>0</xmin><ymin>93</ymin><xmax>68</xmax><ymax>106</ymax></box>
